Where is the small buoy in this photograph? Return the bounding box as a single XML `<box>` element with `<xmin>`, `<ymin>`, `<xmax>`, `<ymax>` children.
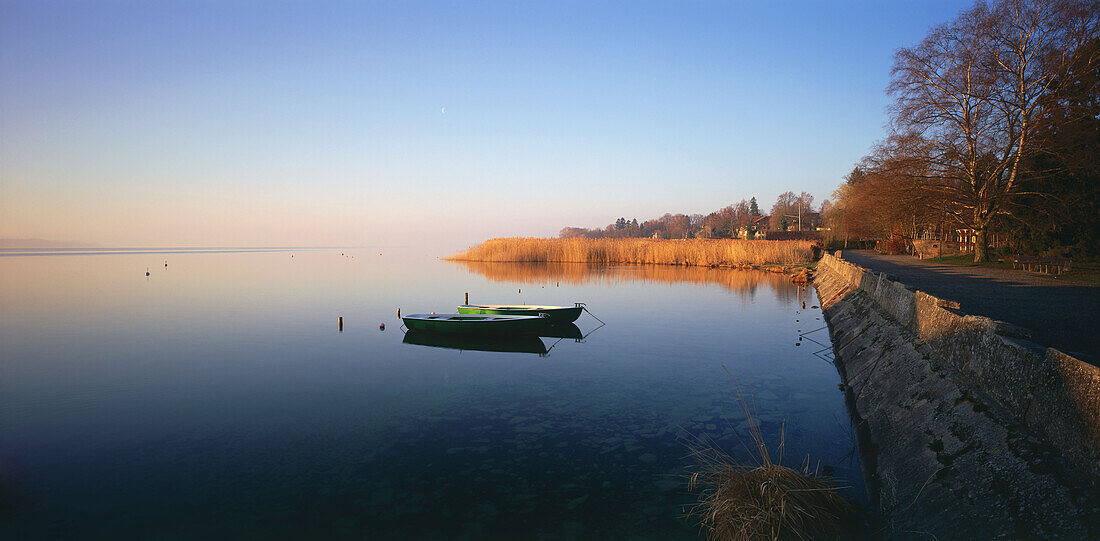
<box><xmin>379</xmin><ymin>323</ymin><xmax>385</xmax><ymax>331</ymax></box>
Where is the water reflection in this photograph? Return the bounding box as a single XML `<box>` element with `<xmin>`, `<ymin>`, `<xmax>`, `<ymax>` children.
<box><xmin>0</xmin><ymin>249</ymin><xmax>855</xmax><ymax>539</ymax></box>
<box><xmin>402</xmin><ymin>323</ymin><xmax>587</xmax><ymax>355</ymax></box>
<box><xmin>536</xmin><ymin>322</ymin><xmax>585</xmax><ymax>340</ymax></box>
<box><xmin>451</xmin><ymin>260</ymin><xmax>802</xmax><ymax>304</ymax></box>
<box><xmin>403</xmin><ymin>331</ymin><xmax>549</xmax><ymax>355</ymax></box>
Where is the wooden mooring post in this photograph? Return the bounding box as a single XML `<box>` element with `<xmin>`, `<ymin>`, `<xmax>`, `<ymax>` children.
<box><xmin>338</xmin><ymin>316</ymin><xmax>343</xmax><ymax>332</ymax></box>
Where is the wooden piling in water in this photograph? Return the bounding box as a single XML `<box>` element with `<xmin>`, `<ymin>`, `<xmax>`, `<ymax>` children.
<box><xmin>339</xmin><ymin>316</ymin><xmax>343</xmax><ymax>331</ymax></box>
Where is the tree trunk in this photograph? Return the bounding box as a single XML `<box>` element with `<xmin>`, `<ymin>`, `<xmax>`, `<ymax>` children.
<box><xmin>973</xmin><ymin>227</ymin><xmax>989</xmax><ymax>263</ymax></box>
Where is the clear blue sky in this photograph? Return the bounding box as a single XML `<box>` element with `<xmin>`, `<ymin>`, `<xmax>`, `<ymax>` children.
<box><xmin>0</xmin><ymin>0</ymin><xmax>972</xmax><ymax>249</ymax></box>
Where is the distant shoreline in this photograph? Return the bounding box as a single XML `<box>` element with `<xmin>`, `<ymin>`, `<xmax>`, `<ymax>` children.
<box><xmin>0</xmin><ymin>246</ymin><xmax>346</xmax><ymax>257</ymax></box>
<box><xmin>0</xmin><ymin>238</ymin><xmax>98</xmax><ymax>249</ymax></box>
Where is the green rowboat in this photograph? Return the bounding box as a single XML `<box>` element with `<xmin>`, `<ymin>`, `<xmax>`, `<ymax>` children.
<box><xmin>456</xmin><ymin>303</ymin><xmax>583</xmax><ymax>324</ymax></box>
<box><xmin>401</xmin><ymin>313</ymin><xmax>550</xmax><ymax>334</ymax></box>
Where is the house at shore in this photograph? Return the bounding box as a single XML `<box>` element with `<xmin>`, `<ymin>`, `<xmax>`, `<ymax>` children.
<box><xmin>735</xmin><ymin>216</ymin><xmax>770</xmax><ymax>239</ymax></box>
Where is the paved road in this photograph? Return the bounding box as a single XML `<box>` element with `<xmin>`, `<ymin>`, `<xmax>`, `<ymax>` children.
<box><xmin>838</xmin><ymin>250</ymin><xmax>1099</xmax><ymax>364</ymax></box>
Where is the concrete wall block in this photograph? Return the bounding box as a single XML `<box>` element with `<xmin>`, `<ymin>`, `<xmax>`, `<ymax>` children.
<box><xmin>826</xmin><ymin>253</ymin><xmax>865</xmax><ymax>289</ymax></box>
<box><xmin>1044</xmin><ymin>349</ymin><xmax>1100</xmax><ymax>446</ymax></box>
<box><xmin>914</xmin><ymin>292</ymin><xmax>963</xmax><ymax>342</ymax></box>
<box><xmin>856</xmin><ymin>269</ymin><xmax>878</xmax><ymax>296</ymax></box>
<box><xmin>967</xmin><ymin>332</ymin><xmax>1042</xmax><ymax>419</ymax></box>
<box><xmin>838</xmin><ymin>262</ymin><xmax>856</xmax><ymax>286</ymax></box>
<box><xmin>849</xmin><ymin>269</ymin><xmax>864</xmax><ymax>288</ymax></box>
<box><xmin>851</xmin><ymin>268</ymin><xmax>868</xmax><ymax>288</ymax></box>
<box><xmin>873</xmin><ymin>275</ymin><xmax>918</xmax><ymax>331</ymax></box>
<box><xmin>1024</xmin><ymin>348</ymin><xmax>1100</xmax><ymax>481</ymax></box>
<box><xmin>813</xmin><ymin>264</ymin><xmax>851</xmax><ymax>307</ymax></box>
<box><xmin>918</xmin><ymin>308</ymin><xmax>1038</xmax><ymax>419</ymax></box>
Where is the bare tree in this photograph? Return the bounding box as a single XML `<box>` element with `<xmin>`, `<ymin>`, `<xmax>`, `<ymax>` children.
<box><xmin>769</xmin><ymin>191</ymin><xmax>797</xmax><ymax>231</ymax></box>
<box><xmin>888</xmin><ymin>0</ymin><xmax>1098</xmax><ymax>261</ymax></box>
<box><xmin>734</xmin><ymin>199</ymin><xmax>751</xmax><ymax>233</ymax></box>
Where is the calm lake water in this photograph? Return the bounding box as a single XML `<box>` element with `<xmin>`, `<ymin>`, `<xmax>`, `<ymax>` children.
<box><xmin>0</xmin><ymin>248</ymin><xmax>862</xmax><ymax>539</ymax></box>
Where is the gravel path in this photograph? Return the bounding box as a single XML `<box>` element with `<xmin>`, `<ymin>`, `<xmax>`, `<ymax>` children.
<box><xmin>838</xmin><ymin>250</ymin><xmax>1099</xmax><ymax>364</ymax></box>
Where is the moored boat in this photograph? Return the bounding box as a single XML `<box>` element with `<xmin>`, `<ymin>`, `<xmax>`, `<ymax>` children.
<box><xmin>401</xmin><ymin>313</ymin><xmax>550</xmax><ymax>334</ymax></box>
<box><xmin>457</xmin><ymin>303</ymin><xmax>583</xmax><ymax>323</ymax></box>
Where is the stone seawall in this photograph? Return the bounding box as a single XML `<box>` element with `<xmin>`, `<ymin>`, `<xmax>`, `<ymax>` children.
<box><xmin>815</xmin><ymin>252</ymin><xmax>1099</xmax><ymax>538</ymax></box>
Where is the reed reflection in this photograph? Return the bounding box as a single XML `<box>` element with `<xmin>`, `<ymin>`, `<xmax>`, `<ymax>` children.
<box><xmin>451</xmin><ymin>261</ymin><xmax>801</xmax><ymax>305</ymax></box>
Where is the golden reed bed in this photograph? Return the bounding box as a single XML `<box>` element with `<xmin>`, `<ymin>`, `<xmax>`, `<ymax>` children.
<box><xmin>447</xmin><ymin>238</ymin><xmax>816</xmax><ymax>267</ymax></box>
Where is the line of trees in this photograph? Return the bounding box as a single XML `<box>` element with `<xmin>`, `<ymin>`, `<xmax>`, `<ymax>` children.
<box><xmin>825</xmin><ymin>0</ymin><xmax>1099</xmax><ymax>261</ymax></box>
<box><xmin>561</xmin><ymin>193</ymin><xmax>826</xmax><ymax>240</ymax></box>
<box><xmin>559</xmin><ymin>203</ymin><xmax>759</xmax><ymax>240</ymax></box>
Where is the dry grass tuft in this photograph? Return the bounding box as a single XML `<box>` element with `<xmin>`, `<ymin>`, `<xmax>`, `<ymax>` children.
<box><xmin>447</xmin><ymin>237</ymin><xmax>815</xmax><ymax>267</ymax></box>
<box><xmin>684</xmin><ymin>379</ymin><xmax>860</xmax><ymax>541</ymax></box>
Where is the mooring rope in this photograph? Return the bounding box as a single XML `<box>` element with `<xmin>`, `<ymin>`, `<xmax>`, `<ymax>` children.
<box><xmin>543</xmin><ymin>336</ymin><xmax>566</xmax><ymax>355</ymax></box>
<box><xmin>576</xmin><ymin>302</ymin><xmax>605</xmax><ymax>325</ymax></box>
